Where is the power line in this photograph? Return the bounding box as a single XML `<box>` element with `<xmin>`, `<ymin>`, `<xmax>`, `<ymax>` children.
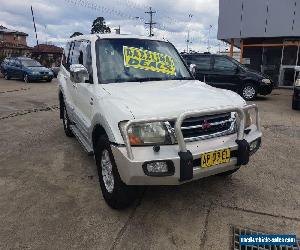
<box><xmin>145</xmin><ymin>7</ymin><xmax>156</xmax><ymax>37</ymax></box>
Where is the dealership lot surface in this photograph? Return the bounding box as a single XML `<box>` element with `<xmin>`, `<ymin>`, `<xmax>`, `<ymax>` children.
<box><xmin>0</xmin><ymin>77</ymin><xmax>299</xmax><ymax>249</ymax></box>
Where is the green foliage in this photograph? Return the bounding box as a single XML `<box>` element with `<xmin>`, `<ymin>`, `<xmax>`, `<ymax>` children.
<box><xmin>91</xmin><ymin>17</ymin><xmax>111</xmax><ymax>34</ymax></box>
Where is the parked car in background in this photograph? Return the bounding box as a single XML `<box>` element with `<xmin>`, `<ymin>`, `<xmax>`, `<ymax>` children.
<box><xmin>0</xmin><ymin>57</ymin><xmax>54</xmax><ymax>83</ymax></box>
<box><xmin>292</xmin><ymin>75</ymin><xmax>300</xmax><ymax>110</ymax></box>
<box><xmin>182</xmin><ymin>53</ymin><xmax>274</xmax><ymax>101</ymax></box>
<box><xmin>0</xmin><ymin>57</ymin><xmax>12</xmax><ymax>75</ymax></box>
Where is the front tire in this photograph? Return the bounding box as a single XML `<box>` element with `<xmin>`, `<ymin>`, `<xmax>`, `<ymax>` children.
<box><xmin>241</xmin><ymin>83</ymin><xmax>257</xmax><ymax>101</ymax></box>
<box><xmin>95</xmin><ymin>135</ymin><xmax>138</xmax><ymax>209</ymax></box>
<box><xmin>292</xmin><ymin>98</ymin><xmax>299</xmax><ymax>110</ymax></box>
<box><xmin>62</xmin><ymin>105</ymin><xmax>74</xmax><ymax>137</ymax></box>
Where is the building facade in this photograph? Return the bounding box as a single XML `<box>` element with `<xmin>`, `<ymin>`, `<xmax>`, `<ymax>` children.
<box><xmin>218</xmin><ymin>0</ymin><xmax>300</xmax><ymax>87</ymax></box>
<box><xmin>31</xmin><ymin>44</ymin><xmax>63</xmax><ymax>68</ymax></box>
<box><xmin>0</xmin><ymin>25</ymin><xmax>32</xmax><ymax>61</ymax></box>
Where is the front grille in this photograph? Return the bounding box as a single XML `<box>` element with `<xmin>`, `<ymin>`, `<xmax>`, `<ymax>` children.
<box><xmin>170</xmin><ymin>113</ymin><xmax>235</xmax><ymax>141</ymax></box>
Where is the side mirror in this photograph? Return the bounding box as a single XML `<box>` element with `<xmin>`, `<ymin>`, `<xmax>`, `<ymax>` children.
<box><xmin>190</xmin><ymin>63</ymin><xmax>197</xmax><ymax>76</ymax></box>
<box><xmin>70</xmin><ymin>64</ymin><xmax>89</xmax><ymax>83</ymax></box>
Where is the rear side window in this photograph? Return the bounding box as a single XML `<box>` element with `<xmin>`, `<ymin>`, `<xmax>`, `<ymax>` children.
<box><xmin>67</xmin><ymin>40</ymin><xmax>93</xmax><ymax>83</ymax></box>
<box><xmin>213</xmin><ymin>57</ymin><xmax>237</xmax><ymax>71</ymax></box>
<box><xmin>185</xmin><ymin>55</ymin><xmax>211</xmax><ymax>70</ymax></box>
<box><xmin>68</xmin><ymin>41</ymin><xmax>81</xmax><ymax>65</ymax></box>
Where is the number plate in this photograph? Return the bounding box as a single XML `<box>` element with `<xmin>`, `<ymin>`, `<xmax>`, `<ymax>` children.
<box><xmin>201</xmin><ymin>148</ymin><xmax>231</xmax><ymax>168</ymax></box>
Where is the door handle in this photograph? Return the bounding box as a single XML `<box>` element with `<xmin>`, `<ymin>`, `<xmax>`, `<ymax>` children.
<box><xmin>90</xmin><ymin>97</ymin><xmax>93</xmax><ymax>105</ymax></box>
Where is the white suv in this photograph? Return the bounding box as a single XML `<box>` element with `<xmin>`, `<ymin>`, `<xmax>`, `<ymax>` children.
<box><xmin>58</xmin><ymin>34</ymin><xmax>262</xmax><ymax>209</ymax></box>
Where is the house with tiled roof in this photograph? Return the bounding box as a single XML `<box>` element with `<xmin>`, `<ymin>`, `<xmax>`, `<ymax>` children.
<box><xmin>31</xmin><ymin>44</ymin><xmax>63</xmax><ymax>67</ymax></box>
<box><xmin>0</xmin><ymin>25</ymin><xmax>32</xmax><ymax>61</ymax></box>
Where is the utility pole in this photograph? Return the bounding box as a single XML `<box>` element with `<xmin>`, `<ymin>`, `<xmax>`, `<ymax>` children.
<box><xmin>145</xmin><ymin>7</ymin><xmax>156</xmax><ymax>37</ymax></box>
<box><xmin>30</xmin><ymin>6</ymin><xmax>39</xmax><ymax>46</ymax></box>
<box><xmin>207</xmin><ymin>24</ymin><xmax>212</xmax><ymax>52</ymax></box>
<box><xmin>186</xmin><ymin>14</ymin><xmax>193</xmax><ymax>53</ymax></box>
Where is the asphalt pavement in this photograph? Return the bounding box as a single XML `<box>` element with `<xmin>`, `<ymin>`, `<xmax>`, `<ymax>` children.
<box><xmin>0</xmin><ymin>77</ymin><xmax>299</xmax><ymax>249</ymax></box>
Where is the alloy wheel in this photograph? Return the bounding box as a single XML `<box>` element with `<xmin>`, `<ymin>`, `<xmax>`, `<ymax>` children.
<box><xmin>24</xmin><ymin>74</ymin><xmax>29</xmax><ymax>83</ymax></box>
<box><xmin>101</xmin><ymin>149</ymin><xmax>115</xmax><ymax>193</ymax></box>
<box><xmin>243</xmin><ymin>85</ymin><xmax>256</xmax><ymax>100</ymax></box>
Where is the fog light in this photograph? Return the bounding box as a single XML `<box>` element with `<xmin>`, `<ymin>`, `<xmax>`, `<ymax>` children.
<box><xmin>142</xmin><ymin>160</ymin><xmax>174</xmax><ymax>176</ymax></box>
<box><xmin>148</xmin><ymin>161</ymin><xmax>168</xmax><ymax>173</ymax></box>
<box><xmin>249</xmin><ymin>138</ymin><xmax>261</xmax><ymax>154</ymax></box>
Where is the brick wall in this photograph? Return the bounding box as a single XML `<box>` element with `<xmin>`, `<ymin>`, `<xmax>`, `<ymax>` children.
<box><xmin>1</xmin><ymin>33</ymin><xmax>27</xmax><ymax>46</ymax></box>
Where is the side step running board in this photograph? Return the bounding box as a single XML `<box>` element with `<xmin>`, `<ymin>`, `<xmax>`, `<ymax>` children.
<box><xmin>70</xmin><ymin>125</ymin><xmax>94</xmax><ymax>155</ymax></box>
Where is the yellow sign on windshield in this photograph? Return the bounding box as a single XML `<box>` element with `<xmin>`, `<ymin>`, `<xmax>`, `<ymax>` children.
<box><xmin>123</xmin><ymin>46</ymin><xmax>176</xmax><ymax>76</ymax></box>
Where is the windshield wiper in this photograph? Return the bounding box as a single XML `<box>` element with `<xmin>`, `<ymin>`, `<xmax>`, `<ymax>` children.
<box><xmin>126</xmin><ymin>77</ymin><xmax>164</xmax><ymax>82</ymax></box>
<box><xmin>172</xmin><ymin>76</ymin><xmax>194</xmax><ymax>80</ymax></box>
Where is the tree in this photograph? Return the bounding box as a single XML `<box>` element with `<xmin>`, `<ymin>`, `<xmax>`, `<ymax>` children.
<box><xmin>91</xmin><ymin>17</ymin><xmax>111</xmax><ymax>34</ymax></box>
<box><xmin>70</xmin><ymin>32</ymin><xmax>83</xmax><ymax>38</ymax></box>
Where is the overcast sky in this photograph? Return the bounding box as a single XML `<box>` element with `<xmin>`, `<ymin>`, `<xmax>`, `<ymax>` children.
<box><xmin>0</xmin><ymin>0</ymin><xmax>228</xmax><ymax>52</ymax></box>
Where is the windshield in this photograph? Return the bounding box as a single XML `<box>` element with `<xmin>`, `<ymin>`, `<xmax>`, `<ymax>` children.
<box><xmin>95</xmin><ymin>38</ymin><xmax>192</xmax><ymax>84</ymax></box>
<box><xmin>21</xmin><ymin>59</ymin><xmax>41</xmax><ymax>67</ymax></box>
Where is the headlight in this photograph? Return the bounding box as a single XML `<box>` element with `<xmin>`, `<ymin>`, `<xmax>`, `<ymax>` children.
<box><xmin>119</xmin><ymin>121</ymin><xmax>176</xmax><ymax>146</ymax></box>
<box><xmin>31</xmin><ymin>71</ymin><xmax>39</xmax><ymax>75</ymax></box>
<box><xmin>295</xmin><ymin>79</ymin><xmax>300</xmax><ymax>87</ymax></box>
<box><xmin>262</xmin><ymin>78</ymin><xmax>271</xmax><ymax>84</ymax></box>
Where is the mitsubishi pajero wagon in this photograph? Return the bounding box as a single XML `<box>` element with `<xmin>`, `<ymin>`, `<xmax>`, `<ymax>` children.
<box><xmin>58</xmin><ymin>34</ymin><xmax>262</xmax><ymax>209</ymax></box>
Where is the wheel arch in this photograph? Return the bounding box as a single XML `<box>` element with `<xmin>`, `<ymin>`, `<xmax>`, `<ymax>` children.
<box><xmin>92</xmin><ymin>124</ymin><xmax>108</xmax><ymax>152</ymax></box>
<box><xmin>242</xmin><ymin>78</ymin><xmax>260</xmax><ymax>88</ymax></box>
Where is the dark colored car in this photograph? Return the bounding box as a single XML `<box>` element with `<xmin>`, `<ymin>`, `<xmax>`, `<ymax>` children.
<box><xmin>0</xmin><ymin>57</ymin><xmax>54</xmax><ymax>83</ymax></box>
<box><xmin>182</xmin><ymin>53</ymin><xmax>274</xmax><ymax>101</ymax></box>
<box><xmin>292</xmin><ymin>75</ymin><xmax>300</xmax><ymax>110</ymax></box>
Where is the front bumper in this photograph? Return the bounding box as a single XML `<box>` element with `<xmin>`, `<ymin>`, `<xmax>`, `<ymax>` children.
<box><xmin>258</xmin><ymin>83</ymin><xmax>273</xmax><ymax>95</ymax></box>
<box><xmin>28</xmin><ymin>74</ymin><xmax>53</xmax><ymax>81</ymax></box>
<box><xmin>113</xmin><ymin>105</ymin><xmax>262</xmax><ymax>185</ymax></box>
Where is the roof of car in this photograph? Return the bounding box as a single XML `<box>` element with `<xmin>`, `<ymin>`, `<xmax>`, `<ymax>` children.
<box><xmin>68</xmin><ymin>33</ymin><xmax>167</xmax><ymax>43</ymax></box>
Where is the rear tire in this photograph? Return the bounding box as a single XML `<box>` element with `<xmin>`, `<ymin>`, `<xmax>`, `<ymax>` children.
<box><xmin>216</xmin><ymin>168</ymin><xmax>240</xmax><ymax>177</ymax></box>
<box><xmin>62</xmin><ymin>105</ymin><xmax>74</xmax><ymax>137</ymax></box>
<box><xmin>24</xmin><ymin>74</ymin><xmax>30</xmax><ymax>83</ymax></box>
<box><xmin>95</xmin><ymin>135</ymin><xmax>138</xmax><ymax>209</ymax></box>
<box><xmin>4</xmin><ymin>72</ymin><xmax>10</xmax><ymax>80</ymax></box>
<box><xmin>240</xmin><ymin>83</ymin><xmax>257</xmax><ymax>101</ymax></box>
